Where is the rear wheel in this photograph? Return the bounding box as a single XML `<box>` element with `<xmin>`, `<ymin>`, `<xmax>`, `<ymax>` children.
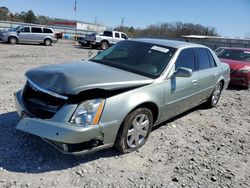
<box><xmin>115</xmin><ymin>108</ymin><xmax>153</xmax><ymax>153</ymax></box>
<box><xmin>101</xmin><ymin>41</ymin><xmax>108</xmax><ymax>50</ymax></box>
<box><xmin>204</xmin><ymin>82</ymin><xmax>222</xmax><ymax>108</ymax></box>
<box><xmin>44</xmin><ymin>39</ymin><xmax>52</xmax><ymax>46</ymax></box>
<box><xmin>9</xmin><ymin>36</ymin><xmax>17</xmax><ymax>45</ymax></box>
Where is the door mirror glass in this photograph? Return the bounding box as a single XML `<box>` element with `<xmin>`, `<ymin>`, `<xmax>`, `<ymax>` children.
<box><xmin>174</xmin><ymin>67</ymin><xmax>192</xmax><ymax>77</ymax></box>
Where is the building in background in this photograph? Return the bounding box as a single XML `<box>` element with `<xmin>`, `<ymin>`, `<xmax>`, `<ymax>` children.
<box><xmin>48</xmin><ymin>20</ymin><xmax>106</xmax><ymax>33</ymax></box>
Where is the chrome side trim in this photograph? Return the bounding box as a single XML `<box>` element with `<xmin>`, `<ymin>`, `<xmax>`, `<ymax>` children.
<box><xmin>25</xmin><ymin>76</ymin><xmax>68</xmax><ymax>100</ymax></box>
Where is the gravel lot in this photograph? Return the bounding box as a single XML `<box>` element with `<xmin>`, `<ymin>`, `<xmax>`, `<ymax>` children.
<box><xmin>0</xmin><ymin>40</ymin><xmax>249</xmax><ymax>188</ymax></box>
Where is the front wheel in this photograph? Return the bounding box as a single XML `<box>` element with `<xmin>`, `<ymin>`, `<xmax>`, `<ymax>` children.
<box><xmin>204</xmin><ymin>82</ymin><xmax>222</xmax><ymax>108</ymax></box>
<box><xmin>44</xmin><ymin>39</ymin><xmax>52</xmax><ymax>46</ymax></box>
<box><xmin>115</xmin><ymin>108</ymin><xmax>153</xmax><ymax>153</ymax></box>
<box><xmin>9</xmin><ymin>37</ymin><xmax>17</xmax><ymax>45</ymax></box>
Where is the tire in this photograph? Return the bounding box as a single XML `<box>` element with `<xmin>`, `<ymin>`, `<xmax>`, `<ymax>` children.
<box><xmin>204</xmin><ymin>82</ymin><xmax>222</xmax><ymax>108</ymax></box>
<box><xmin>101</xmin><ymin>41</ymin><xmax>108</xmax><ymax>50</ymax></box>
<box><xmin>44</xmin><ymin>39</ymin><xmax>52</xmax><ymax>46</ymax></box>
<box><xmin>9</xmin><ymin>36</ymin><xmax>17</xmax><ymax>45</ymax></box>
<box><xmin>115</xmin><ymin>108</ymin><xmax>153</xmax><ymax>153</ymax></box>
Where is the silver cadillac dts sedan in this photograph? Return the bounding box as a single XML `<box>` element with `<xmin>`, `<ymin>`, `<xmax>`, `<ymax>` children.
<box><xmin>14</xmin><ymin>39</ymin><xmax>230</xmax><ymax>154</ymax></box>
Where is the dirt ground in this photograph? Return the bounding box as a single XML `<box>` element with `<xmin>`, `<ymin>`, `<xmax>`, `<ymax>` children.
<box><xmin>0</xmin><ymin>40</ymin><xmax>249</xmax><ymax>188</ymax></box>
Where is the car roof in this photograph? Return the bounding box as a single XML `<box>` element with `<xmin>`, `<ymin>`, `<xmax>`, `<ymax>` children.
<box><xmin>20</xmin><ymin>25</ymin><xmax>54</xmax><ymax>29</ymax></box>
<box><xmin>131</xmin><ymin>38</ymin><xmax>205</xmax><ymax>49</ymax></box>
<box><xmin>220</xmin><ymin>47</ymin><xmax>250</xmax><ymax>52</ymax></box>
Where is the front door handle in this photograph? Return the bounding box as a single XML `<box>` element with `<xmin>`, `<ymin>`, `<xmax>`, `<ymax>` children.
<box><xmin>214</xmin><ymin>73</ymin><xmax>218</xmax><ymax>78</ymax></box>
<box><xmin>192</xmin><ymin>80</ymin><xmax>198</xmax><ymax>85</ymax></box>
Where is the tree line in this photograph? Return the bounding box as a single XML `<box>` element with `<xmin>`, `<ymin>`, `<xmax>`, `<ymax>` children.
<box><xmin>0</xmin><ymin>6</ymin><xmax>219</xmax><ymax>38</ymax></box>
<box><xmin>115</xmin><ymin>22</ymin><xmax>218</xmax><ymax>39</ymax></box>
<box><xmin>0</xmin><ymin>6</ymin><xmax>53</xmax><ymax>24</ymax></box>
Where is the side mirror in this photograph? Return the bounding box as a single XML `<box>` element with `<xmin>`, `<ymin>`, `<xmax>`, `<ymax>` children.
<box><xmin>17</xmin><ymin>30</ymin><xmax>20</xmax><ymax>34</ymax></box>
<box><xmin>88</xmin><ymin>51</ymin><xmax>93</xmax><ymax>58</ymax></box>
<box><xmin>174</xmin><ymin>67</ymin><xmax>192</xmax><ymax>77</ymax></box>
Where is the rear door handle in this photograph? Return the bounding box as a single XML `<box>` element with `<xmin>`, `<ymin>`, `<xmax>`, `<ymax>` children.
<box><xmin>214</xmin><ymin>73</ymin><xmax>218</xmax><ymax>78</ymax></box>
<box><xmin>192</xmin><ymin>80</ymin><xmax>198</xmax><ymax>85</ymax></box>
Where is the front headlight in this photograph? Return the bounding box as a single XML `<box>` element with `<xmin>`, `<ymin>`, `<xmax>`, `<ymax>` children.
<box><xmin>70</xmin><ymin>99</ymin><xmax>105</xmax><ymax>127</ymax></box>
<box><xmin>235</xmin><ymin>66</ymin><xmax>250</xmax><ymax>73</ymax></box>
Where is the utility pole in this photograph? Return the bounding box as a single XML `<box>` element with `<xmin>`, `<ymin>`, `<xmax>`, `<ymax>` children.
<box><xmin>121</xmin><ymin>17</ymin><xmax>125</xmax><ymax>28</ymax></box>
<box><xmin>95</xmin><ymin>17</ymin><xmax>97</xmax><ymax>25</ymax></box>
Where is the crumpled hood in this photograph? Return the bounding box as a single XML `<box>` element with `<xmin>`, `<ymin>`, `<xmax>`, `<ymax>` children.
<box><xmin>25</xmin><ymin>61</ymin><xmax>154</xmax><ymax>95</ymax></box>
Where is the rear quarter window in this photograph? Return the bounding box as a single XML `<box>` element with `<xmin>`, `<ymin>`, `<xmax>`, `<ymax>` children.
<box><xmin>43</xmin><ymin>28</ymin><xmax>53</xmax><ymax>33</ymax></box>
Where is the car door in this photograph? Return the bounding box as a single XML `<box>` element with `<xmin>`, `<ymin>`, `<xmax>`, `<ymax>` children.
<box><xmin>113</xmin><ymin>32</ymin><xmax>121</xmax><ymax>44</ymax></box>
<box><xmin>195</xmin><ymin>48</ymin><xmax>220</xmax><ymax>101</ymax></box>
<box><xmin>17</xmin><ymin>27</ymin><xmax>30</xmax><ymax>42</ymax></box>
<box><xmin>30</xmin><ymin>27</ymin><xmax>43</xmax><ymax>42</ymax></box>
<box><xmin>161</xmin><ymin>48</ymin><xmax>201</xmax><ymax>120</ymax></box>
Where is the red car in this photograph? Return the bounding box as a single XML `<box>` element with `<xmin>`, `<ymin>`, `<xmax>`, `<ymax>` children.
<box><xmin>218</xmin><ymin>47</ymin><xmax>250</xmax><ymax>88</ymax></box>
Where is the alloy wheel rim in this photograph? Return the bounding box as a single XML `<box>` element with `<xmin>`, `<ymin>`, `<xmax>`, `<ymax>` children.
<box><xmin>212</xmin><ymin>84</ymin><xmax>221</xmax><ymax>105</ymax></box>
<box><xmin>126</xmin><ymin>114</ymin><xmax>150</xmax><ymax>148</ymax></box>
<box><xmin>10</xmin><ymin>38</ymin><xmax>16</xmax><ymax>44</ymax></box>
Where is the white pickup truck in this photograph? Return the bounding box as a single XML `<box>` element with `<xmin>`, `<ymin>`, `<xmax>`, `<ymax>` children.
<box><xmin>85</xmin><ymin>30</ymin><xmax>128</xmax><ymax>50</ymax></box>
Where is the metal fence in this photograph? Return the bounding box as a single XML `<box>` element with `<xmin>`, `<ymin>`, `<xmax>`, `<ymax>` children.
<box><xmin>182</xmin><ymin>36</ymin><xmax>250</xmax><ymax>50</ymax></box>
<box><xmin>0</xmin><ymin>20</ymin><xmax>96</xmax><ymax>39</ymax></box>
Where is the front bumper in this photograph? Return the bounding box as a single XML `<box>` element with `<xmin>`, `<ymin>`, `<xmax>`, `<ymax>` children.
<box><xmin>230</xmin><ymin>73</ymin><xmax>250</xmax><ymax>87</ymax></box>
<box><xmin>14</xmin><ymin>90</ymin><xmax>117</xmax><ymax>154</ymax></box>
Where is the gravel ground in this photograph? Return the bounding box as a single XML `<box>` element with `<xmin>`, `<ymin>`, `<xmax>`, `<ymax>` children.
<box><xmin>0</xmin><ymin>40</ymin><xmax>249</xmax><ymax>188</ymax></box>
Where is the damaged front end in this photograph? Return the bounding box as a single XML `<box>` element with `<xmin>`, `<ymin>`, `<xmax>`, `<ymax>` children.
<box><xmin>14</xmin><ymin>78</ymin><xmax>149</xmax><ymax>154</ymax></box>
<box><xmin>14</xmin><ymin>83</ymin><xmax>109</xmax><ymax>154</ymax></box>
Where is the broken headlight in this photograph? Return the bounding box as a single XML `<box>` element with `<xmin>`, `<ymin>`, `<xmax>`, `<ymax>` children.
<box><xmin>70</xmin><ymin>99</ymin><xmax>105</xmax><ymax>127</ymax></box>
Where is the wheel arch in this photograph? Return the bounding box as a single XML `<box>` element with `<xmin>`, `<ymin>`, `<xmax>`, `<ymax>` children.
<box><xmin>129</xmin><ymin>102</ymin><xmax>159</xmax><ymax>125</ymax></box>
<box><xmin>115</xmin><ymin>101</ymin><xmax>159</xmax><ymax>138</ymax></box>
<box><xmin>8</xmin><ymin>35</ymin><xmax>18</xmax><ymax>42</ymax></box>
<box><xmin>44</xmin><ymin>37</ymin><xmax>52</xmax><ymax>43</ymax></box>
<box><xmin>101</xmin><ymin>40</ymin><xmax>109</xmax><ymax>46</ymax></box>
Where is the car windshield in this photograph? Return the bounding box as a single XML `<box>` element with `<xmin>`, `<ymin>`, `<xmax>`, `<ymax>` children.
<box><xmin>218</xmin><ymin>49</ymin><xmax>250</xmax><ymax>62</ymax></box>
<box><xmin>91</xmin><ymin>41</ymin><xmax>176</xmax><ymax>78</ymax></box>
<box><xmin>9</xmin><ymin>26</ymin><xmax>21</xmax><ymax>32</ymax></box>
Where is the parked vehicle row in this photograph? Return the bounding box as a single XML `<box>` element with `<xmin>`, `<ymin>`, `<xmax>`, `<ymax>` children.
<box><xmin>0</xmin><ymin>25</ymin><xmax>58</xmax><ymax>46</ymax></box>
<box><xmin>215</xmin><ymin>47</ymin><xmax>250</xmax><ymax>88</ymax></box>
<box><xmin>14</xmin><ymin>39</ymin><xmax>230</xmax><ymax>155</ymax></box>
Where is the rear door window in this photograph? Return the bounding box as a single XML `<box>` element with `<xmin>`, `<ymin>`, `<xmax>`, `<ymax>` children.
<box><xmin>175</xmin><ymin>48</ymin><xmax>196</xmax><ymax>71</ymax></box>
<box><xmin>115</xmin><ymin>32</ymin><xmax>120</xmax><ymax>38</ymax></box>
<box><xmin>196</xmin><ymin>48</ymin><xmax>211</xmax><ymax>70</ymax></box>
<box><xmin>43</xmin><ymin>28</ymin><xmax>53</xmax><ymax>33</ymax></box>
<box><xmin>31</xmin><ymin>27</ymin><xmax>42</xmax><ymax>33</ymax></box>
